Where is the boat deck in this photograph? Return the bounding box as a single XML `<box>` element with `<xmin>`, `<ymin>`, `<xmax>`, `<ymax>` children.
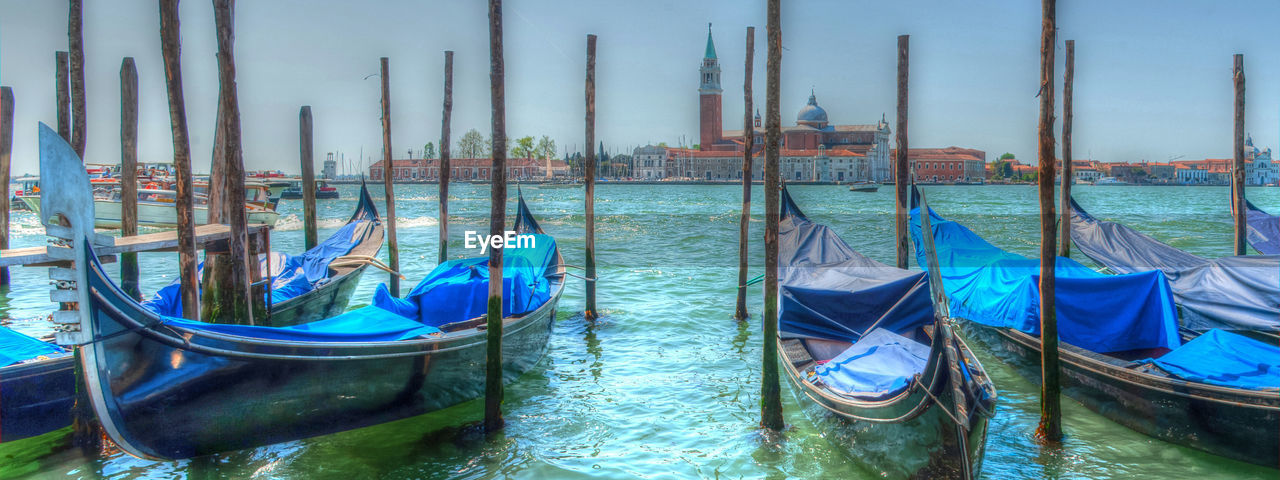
<box><xmin>0</xmin><ymin>223</ymin><xmax>270</xmax><ymax>268</ymax></box>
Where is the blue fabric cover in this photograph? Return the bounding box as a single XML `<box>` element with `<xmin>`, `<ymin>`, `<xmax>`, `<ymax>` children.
<box><xmin>1145</xmin><ymin>329</ymin><xmax>1280</xmax><ymax>391</ymax></box>
<box><xmin>813</xmin><ymin>328</ymin><xmax>930</xmax><ymax>399</ymax></box>
<box><xmin>910</xmin><ymin>203</ymin><xmax>1181</xmax><ymax>353</ymax></box>
<box><xmin>374</xmin><ymin>234</ymin><xmax>557</xmax><ymax>327</ymax></box>
<box><xmin>778</xmin><ymin>189</ymin><xmax>933</xmax><ymax>341</ymax></box>
<box><xmin>1069</xmin><ymin>198</ymin><xmax>1279</xmax><ymax>332</ymax></box>
<box><xmin>141</xmin><ymin>219</ymin><xmax>376</xmax><ymax>316</ymax></box>
<box><xmin>1245</xmin><ymin>200</ymin><xmax>1280</xmax><ymax>255</ymax></box>
<box><xmin>0</xmin><ymin>326</ymin><xmax>64</xmax><ymax>366</ymax></box>
<box><xmin>160</xmin><ymin>305</ymin><xmax>439</xmax><ymax>342</ymax></box>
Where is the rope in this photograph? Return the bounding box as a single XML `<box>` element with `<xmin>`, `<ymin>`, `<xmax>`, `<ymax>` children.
<box><xmin>330</xmin><ymin>255</ymin><xmax>405</xmax><ymax>278</ymax></box>
<box><xmin>742</xmin><ymin>273</ymin><xmax>764</xmax><ymax>287</ymax></box>
<box><xmin>914</xmin><ymin>373</ymin><xmax>968</xmax><ymax>428</ymax></box>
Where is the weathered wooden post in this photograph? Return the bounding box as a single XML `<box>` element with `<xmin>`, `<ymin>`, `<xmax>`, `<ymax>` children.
<box><xmin>484</xmin><ymin>0</ymin><xmax>507</xmax><ymax>433</ymax></box>
<box><xmin>68</xmin><ymin>0</ymin><xmax>86</xmax><ymax>158</ymax></box>
<box><xmin>1232</xmin><ymin>54</ymin><xmax>1246</xmax><ymax>256</ymax></box>
<box><xmin>584</xmin><ymin>34</ymin><xmax>598</xmax><ymax>321</ymax></box>
<box><xmin>0</xmin><ymin>87</ymin><xmax>12</xmax><ymax>286</ymax></box>
<box><xmin>380</xmin><ymin>57</ymin><xmax>400</xmax><ymax>296</ymax></box>
<box><xmin>760</xmin><ymin>0</ymin><xmax>784</xmax><ymax>432</ymax></box>
<box><xmin>119</xmin><ymin>58</ymin><xmax>140</xmax><ymax>299</ymax></box>
<box><xmin>1058</xmin><ymin>40</ymin><xmax>1074</xmax><ymax>258</ymax></box>
<box><xmin>300</xmin><ymin>106</ymin><xmax>317</xmax><ymax>250</ymax></box>
<box><xmin>895</xmin><ymin>35</ymin><xmax>910</xmax><ymax>269</ymax></box>
<box><xmin>733</xmin><ymin>26</ymin><xmax>755</xmax><ymax>321</ymax></box>
<box><xmin>159</xmin><ymin>0</ymin><xmax>200</xmax><ymax>320</ymax></box>
<box><xmin>202</xmin><ymin>0</ymin><xmax>253</xmax><ymax>324</ymax></box>
<box><xmin>438</xmin><ymin>50</ymin><xmax>453</xmax><ymax>263</ymax></box>
<box><xmin>55</xmin><ymin>51</ymin><xmax>70</xmax><ymax>141</ymax></box>
<box><xmin>1036</xmin><ymin>0</ymin><xmax>1062</xmax><ymax>443</ymax></box>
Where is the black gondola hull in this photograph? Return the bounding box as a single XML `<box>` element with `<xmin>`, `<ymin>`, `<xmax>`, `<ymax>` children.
<box><xmin>0</xmin><ymin>355</ymin><xmax>74</xmax><ymax>443</ymax></box>
<box><xmin>959</xmin><ymin>320</ymin><xmax>1280</xmax><ymax>468</ymax></box>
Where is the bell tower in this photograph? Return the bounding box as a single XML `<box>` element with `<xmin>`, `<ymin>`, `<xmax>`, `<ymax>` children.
<box><xmin>698</xmin><ymin>23</ymin><xmax>722</xmax><ymax>151</ymax></box>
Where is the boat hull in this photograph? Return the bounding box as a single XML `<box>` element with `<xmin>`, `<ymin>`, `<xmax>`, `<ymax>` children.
<box><xmin>959</xmin><ymin>320</ymin><xmax>1280</xmax><ymax>467</ymax></box>
<box><xmin>262</xmin><ymin>262</ymin><xmax>366</xmax><ymax>327</ymax></box>
<box><xmin>82</xmin><ymin>247</ymin><xmax>563</xmax><ymax>460</ymax></box>
<box><xmin>23</xmin><ymin>196</ymin><xmax>279</xmax><ymax>229</ymax></box>
<box><xmin>0</xmin><ymin>355</ymin><xmax>75</xmax><ymax>443</ymax></box>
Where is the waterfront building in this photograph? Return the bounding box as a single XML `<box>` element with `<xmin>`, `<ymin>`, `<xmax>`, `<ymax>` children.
<box><xmin>322</xmin><ymin>153</ymin><xmax>337</xmax><ymax>180</ymax></box>
<box><xmin>369</xmin><ymin>157</ymin><xmax>564</xmax><ymax>182</ymax></box>
<box><xmin>632</xmin><ymin>145</ymin><xmax>668</xmax><ymax>180</ymax></box>
<box><xmin>694</xmin><ymin>25</ymin><xmax>893</xmax><ymax>182</ymax></box>
<box><xmin>894</xmin><ymin>147</ymin><xmax>987</xmax><ymax>183</ymax></box>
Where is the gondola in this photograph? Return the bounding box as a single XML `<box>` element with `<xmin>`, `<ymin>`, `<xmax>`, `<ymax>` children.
<box><xmin>910</xmin><ymin>186</ymin><xmax>1279</xmax><ymax>468</ymax></box>
<box><xmin>139</xmin><ymin>183</ymin><xmax>384</xmax><ymax>327</ymax></box>
<box><xmin>1068</xmin><ymin>197</ymin><xmax>1278</xmax><ymax>335</ymax></box>
<box><xmin>1245</xmin><ymin>199</ymin><xmax>1280</xmax><ymax>254</ymax></box>
<box><xmin>777</xmin><ymin>187</ymin><xmax>995</xmax><ymax>478</ymax></box>
<box><xmin>0</xmin><ymin>327</ymin><xmax>73</xmax><ymax>443</ymax></box>
<box><xmin>37</xmin><ymin>123</ymin><xmax>564</xmax><ymax>460</ymax></box>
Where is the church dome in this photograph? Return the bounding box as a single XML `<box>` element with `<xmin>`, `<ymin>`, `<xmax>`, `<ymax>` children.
<box><xmin>796</xmin><ymin>91</ymin><xmax>828</xmax><ymax>127</ymax></box>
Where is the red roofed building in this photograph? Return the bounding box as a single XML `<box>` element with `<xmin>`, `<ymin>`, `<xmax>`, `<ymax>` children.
<box><xmin>369</xmin><ymin>157</ymin><xmax>565</xmax><ymax>183</ymax></box>
<box><xmin>890</xmin><ymin>147</ymin><xmax>987</xmax><ymax>183</ymax></box>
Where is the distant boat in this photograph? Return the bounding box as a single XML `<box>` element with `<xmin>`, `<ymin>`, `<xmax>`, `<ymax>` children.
<box><xmin>21</xmin><ymin>182</ymin><xmax>280</xmax><ymax>228</ymax></box>
<box><xmin>281</xmin><ymin>179</ymin><xmax>340</xmax><ymax>200</ymax></box>
<box><xmin>1094</xmin><ymin>176</ymin><xmax>1127</xmax><ymax>186</ymax></box>
<box><xmin>848</xmin><ymin>181</ymin><xmax>879</xmax><ymax>192</ymax></box>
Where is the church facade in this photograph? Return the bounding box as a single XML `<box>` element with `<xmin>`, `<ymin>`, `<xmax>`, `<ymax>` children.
<box><xmin>694</xmin><ymin>25</ymin><xmax>892</xmax><ymax>182</ymax></box>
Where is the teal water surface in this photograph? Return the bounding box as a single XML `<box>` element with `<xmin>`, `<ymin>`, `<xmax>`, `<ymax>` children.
<box><xmin>0</xmin><ymin>184</ymin><xmax>1275</xmax><ymax>479</ymax></box>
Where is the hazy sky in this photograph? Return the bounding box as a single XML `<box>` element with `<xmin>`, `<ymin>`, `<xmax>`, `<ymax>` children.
<box><xmin>0</xmin><ymin>0</ymin><xmax>1277</xmax><ymax>175</ymax></box>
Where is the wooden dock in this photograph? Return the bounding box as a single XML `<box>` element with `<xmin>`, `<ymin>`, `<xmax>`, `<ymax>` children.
<box><xmin>0</xmin><ymin>223</ymin><xmax>270</xmax><ymax>268</ymax></box>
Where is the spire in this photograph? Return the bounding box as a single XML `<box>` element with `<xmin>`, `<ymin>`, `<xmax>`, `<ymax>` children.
<box><xmin>704</xmin><ymin>23</ymin><xmax>717</xmax><ymax>59</ymax></box>
<box><xmin>807</xmin><ymin>88</ymin><xmax>818</xmax><ymax>105</ymax></box>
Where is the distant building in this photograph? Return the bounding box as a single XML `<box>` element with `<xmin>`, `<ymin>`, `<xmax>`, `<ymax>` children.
<box><xmin>369</xmin><ymin>157</ymin><xmax>565</xmax><ymax>182</ymax></box>
<box><xmin>322</xmin><ymin>153</ymin><xmax>337</xmax><ymax>180</ymax></box>
<box><xmin>893</xmin><ymin>147</ymin><xmax>987</xmax><ymax>183</ymax></box>
<box><xmin>632</xmin><ymin>145</ymin><xmax>668</xmax><ymax>179</ymax></box>
<box><xmin>694</xmin><ymin>24</ymin><xmax>892</xmax><ymax>182</ymax></box>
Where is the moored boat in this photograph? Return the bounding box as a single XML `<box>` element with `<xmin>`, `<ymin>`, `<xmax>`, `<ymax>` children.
<box><xmin>1244</xmin><ymin>200</ymin><xmax>1279</xmax><ymax>254</ymax></box>
<box><xmin>778</xmin><ymin>188</ymin><xmax>995</xmax><ymax>478</ymax></box>
<box><xmin>911</xmin><ymin>187</ymin><xmax>1280</xmax><ymax>467</ymax></box>
<box><xmin>848</xmin><ymin>181</ymin><xmax>879</xmax><ymax>192</ymax></box>
<box><xmin>0</xmin><ymin>327</ymin><xmax>73</xmax><ymax>443</ymax></box>
<box><xmin>22</xmin><ymin>182</ymin><xmax>281</xmax><ymax>228</ymax></box>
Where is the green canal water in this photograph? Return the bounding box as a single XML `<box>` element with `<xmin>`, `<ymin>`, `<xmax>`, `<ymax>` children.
<box><xmin>0</xmin><ymin>184</ymin><xmax>1275</xmax><ymax>479</ymax></box>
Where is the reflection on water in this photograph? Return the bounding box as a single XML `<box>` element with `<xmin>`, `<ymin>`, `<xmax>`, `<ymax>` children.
<box><xmin>0</xmin><ymin>184</ymin><xmax>1276</xmax><ymax>478</ymax></box>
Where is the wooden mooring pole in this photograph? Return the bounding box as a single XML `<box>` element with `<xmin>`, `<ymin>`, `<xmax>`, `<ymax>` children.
<box><xmin>380</xmin><ymin>57</ymin><xmax>400</xmax><ymax>296</ymax></box>
<box><xmin>0</xmin><ymin>87</ymin><xmax>12</xmax><ymax>286</ymax></box>
<box><xmin>760</xmin><ymin>0</ymin><xmax>785</xmax><ymax>432</ymax></box>
<box><xmin>584</xmin><ymin>34</ymin><xmax>598</xmax><ymax>321</ymax></box>
<box><xmin>159</xmin><ymin>0</ymin><xmax>200</xmax><ymax>321</ymax></box>
<box><xmin>1058</xmin><ymin>40</ymin><xmax>1074</xmax><ymax>258</ymax></box>
<box><xmin>55</xmin><ymin>51</ymin><xmax>70</xmax><ymax>142</ymax></box>
<box><xmin>68</xmin><ymin>0</ymin><xmax>86</xmax><ymax>159</ymax></box>
<box><xmin>895</xmin><ymin>35</ymin><xmax>910</xmax><ymax>269</ymax></box>
<box><xmin>119</xmin><ymin>58</ymin><xmax>140</xmax><ymax>299</ymax></box>
<box><xmin>733</xmin><ymin>26</ymin><xmax>755</xmax><ymax>321</ymax></box>
<box><xmin>1232</xmin><ymin>54</ymin><xmax>1246</xmax><ymax>256</ymax></box>
<box><xmin>439</xmin><ymin>50</ymin><xmax>453</xmax><ymax>264</ymax></box>
<box><xmin>484</xmin><ymin>0</ymin><xmax>507</xmax><ymax>433</ymax></box>
<box><xmin>1035</xmin><ymin>0</ymin><xmax>1062</xmax><ymax>443</ymax></box>
<box><xmin>300</xmin><ymin>106</ymin><xmax>317</xmax><ymax>250</ymax></box>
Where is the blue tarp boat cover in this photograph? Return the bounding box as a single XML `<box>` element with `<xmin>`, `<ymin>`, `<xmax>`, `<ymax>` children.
<box><xmin>142</xmin><ymin>214</ymin><xmax>379</xmax><ymax>317</ymax></box>
<box><xmin>813</xmin><ymin>328</ymin><xmax>930</xmax><ymax>400</ymax></box>
<box><xmin>778</xmin><ymin>189</ymin><xmax>933</xmax><ymax>341</ymax></box>
<box><xmin>374</xmin><ymin>234</ymin><xmax>557</xmax><ymax>327</ymax></box>
<box><xmin>0</xmin><ymin>326</ymin><xmax>63</xmax><ymax>366</ymax></box>
<box><xmin>1069</xmin><ymin>198</ymin><xmax>1280</xmax><ymax>332</ymax></box>
<box><xmin>1144</xmin><ymin>329</ymin><xmax>1280</xmax><ymax>391</ymax></box>
<box><xmin>161</xmin><ymin>305</ymin><xmax>440</xmax><ymax>342</ymax></box>
<box><xmin>1245</xmin><ymin>200</ymin><xmax>1280</xmax><ymax>255</ymax></box>
<box><xmin>910</xmin><ymin>198</ymin><xmax>1181</xmax><ymax>353</ymax></box>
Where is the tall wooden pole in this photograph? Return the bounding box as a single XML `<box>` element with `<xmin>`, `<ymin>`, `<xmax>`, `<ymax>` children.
<box><xmin>760</xmin><ymin>0</ymin><xmax>784</xmax><ymax>432</ymax></box>
<box><xmin>380</xmin><ymin>57</ymin><xmax>400</xmax><ymax>296</ymax></box>
<box><xmin>438</xmin><ymin>50</ymin><xmax>453</xmax><ymax>264</ymax></box>
<box><xmin>55</xmin><ymin>51</ymin><xmax>70</xmax><ymax>142</ymax></box>
<box><xmin>895</xmin><ymin>35</ymin><xmax>910</xmax><ymax>269</ymax></box>
<box><xmin>1058</xmin><ymin>40</ymin><xmax>1074</xmax><ymax>258</ymax></box>
<box><xmin>300</xmin><ymin>106</ymin><xmax>317</xmax><ymax>250</ymax></box>
<box><xmin>484</xmin><ymin>0</ymin><xmax>507</xmax><ymax>433</ymax></box>
<box><xmin>0</xmin><ymin>87</ymin><xmax>12</xmax><ymax>286</ymax></box>
<box><xmin>1232</xmin><ymin>54</ymin><xmax>1246</xmax><ymax>256</ymax></box>
<box><xmin>159</xmin><ymin>0</ymin><xmax>200</xmax><ymax>321</ymax></box>
<box><xmin>202</xmin><ymin>0</ymin><xmax>253</xmax><ymax>325</ymax></box>
<box><xmin>68</xmin><ymin>0</ymin><xmax>86</xmax><ymax>159</ymax></box>
<box><xmin>733</xmin><ymin>26</ymin><xmax>755</xmax><ymax>321</ymax></box>
<box><xmin>119</xmin><ymin>58</ymin><xmax>140</xmax><ymax>299</ymax></box>
<box><xmin>583</xmin><ymin>34</ymin><xmax>598</xmax><ymax>321</ymax></box>
<box><xmin>1035</xmin><ymin>0</ymin><xmax>1062</xmax><ymax>443</ymax></box>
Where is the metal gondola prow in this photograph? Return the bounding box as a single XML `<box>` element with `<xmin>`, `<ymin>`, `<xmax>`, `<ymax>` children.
<box><xmin>915</xmin><ymin>188</ymin><xmax>950</xmax><ymax>318</ymax></box>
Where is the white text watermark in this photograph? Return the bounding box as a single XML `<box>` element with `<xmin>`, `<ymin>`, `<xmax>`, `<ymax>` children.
<box><xmin>465</xmin><ymin>230</ymin><xmax>536</xmax><ymax>254</ymax></box>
